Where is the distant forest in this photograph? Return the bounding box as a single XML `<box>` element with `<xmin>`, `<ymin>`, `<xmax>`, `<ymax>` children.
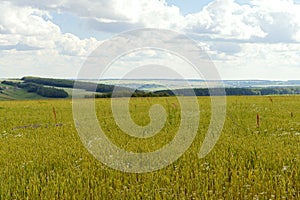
<box><xmin>21</xmin><ymin>77</ymin><xmax>124</xmax><ymax>93</ymax></box>
<box><xmin>157</xmin><ymin>87</ymin><xmax>300</xmax><ymax>96</ymax></box>
<box><xmin>2</xmin><ymin>80</ymin><xmax>69</xmax><ymax>98</ymax></box>
<box><xmin>2</xmin><ymin>76</ymin><xmax>300</xmax><ymax>99</ymax></box>
<box><xmin>19</xmin><ymin>77</ymin><xmax>170</xmax><ymax>98</ymax></box>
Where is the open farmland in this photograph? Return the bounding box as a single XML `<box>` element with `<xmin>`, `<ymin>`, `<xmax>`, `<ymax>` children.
<box><xmin>1</xmin><ymin>96</ymin><xmax>300</xmax><ymax>199</ymax></box>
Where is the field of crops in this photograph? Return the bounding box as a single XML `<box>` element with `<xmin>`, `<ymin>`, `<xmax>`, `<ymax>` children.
<box><xmin>1</xmin><ymin>96</ymin><xmax>300</xmax><ymax>199</ymax></box>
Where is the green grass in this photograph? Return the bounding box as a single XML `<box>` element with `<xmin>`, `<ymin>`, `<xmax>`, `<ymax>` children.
<box><xmin>0</xmin><ymin>85</ymin><xmax>100</xmax><ymax>100</ymax></box>
<box><xmin>0</xmin><ymin>88</ymin><xmax>45</xmax><ymax>100</ymax></box>
<box><xmin>1</xmin><ymin>96</ymin><xmax>300</xmax><ymax>199</ymax></box>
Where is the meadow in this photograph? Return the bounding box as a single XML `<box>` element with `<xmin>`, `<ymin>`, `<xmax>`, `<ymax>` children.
<box><xmin>1</xmin><ymin>96</ymin><xmax>300</xmax><ymax>199</ymax></box>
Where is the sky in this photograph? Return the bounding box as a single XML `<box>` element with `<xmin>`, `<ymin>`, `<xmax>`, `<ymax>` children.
<box><xmin>0</xmin><ymin>0</ymin><xmax>300</xmax><ymax>80</ymax></box>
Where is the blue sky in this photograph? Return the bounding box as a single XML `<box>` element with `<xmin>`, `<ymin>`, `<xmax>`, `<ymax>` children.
<box><xmin>166</xmin><ymin>0</ymin><xmax>212</xmax><ymax>14</ymax></box>
<box><xmin>0</xmin><ymin>0</ymin><xmax>300</xmax><ymax>80</ymax></box>
<box><xmin>166</xmin><ymin>0</ymin><xmax>300</xmax><ymax>14</ymax></box>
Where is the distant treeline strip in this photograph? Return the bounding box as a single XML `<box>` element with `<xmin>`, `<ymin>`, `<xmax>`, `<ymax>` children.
<box><xmin>1</xmin><ymin>81</ymin><xmax>68</xmax><ymax>98</ymax></box>
<box><xmin>3</xmin><ymin>77</ymin><xmax>300</xmax><ymax>98</ymax></box>
<box><xmin>88</xmin><ymin>91</ymin><xmax>171</xmax><ymax>98</ymax></box>
<box><xmin>91</xmin><ymin>87</ymin><xmax>300</xmax><ymax>98</ymax></box>
<box><xmin>21</xmin><ymin>76</ymin><xmax>128</xmax><ymax>93</ymax></box>
<box><xmin>21</xmin><ymin>77</ymin><xmax>170</xmax><ymax>97</ymax></box>
<box><xmin>156</xmin><ymin>87</ymin><xmax>300</xmax><ymax>96</ymax></box>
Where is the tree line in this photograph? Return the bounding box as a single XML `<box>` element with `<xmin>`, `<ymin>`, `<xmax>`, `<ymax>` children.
<box><xmin>1</xmin><ymin>81</ymin><xmax>68</xmax><ymax>98</ymax></box>
<box><xmin>86</xmin><ymin>91</ymin><xmax>170</xmax><ymax>98</ymax></box>
<box><xmin>21</xmin><ymin>76</ymin><xmax>129</xmax><ymax>93</ymax></box>
<box><xmin>156</xmin><ymin>87</ymin><xmax>300</xmax><ymax>96</ymax></box>
<box><xmin>3</xmin><ymin>77</ymin><xmax>300</xmax><ymax>98</ymax></box>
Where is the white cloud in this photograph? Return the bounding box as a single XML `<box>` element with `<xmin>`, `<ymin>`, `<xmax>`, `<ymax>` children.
<box><xmin>114</xmin><ymin>0</ymin><xmax>184</xmax><ymax>30</ymax></box>
<box><xmin>185</xmin><ymin>0</ymin><xmax>267</xmax><ymax>40</ymax></box>
<box><xmin>0</xmin><ymin>2</ymin><xmax>99</xmax><ymax>54</ymax></box>
<box><xmin>184</xmin><ymin>0</ymin><xmax>300</xmax><ymax>43</ymax></box>
<box><xmin>249</xmin><ymin>0</ymin><xmax>300</xmax><ymax>42</ymax></box>
<box><xmin>6</xmin><ymin>0</ymin><xmax>300</xmax><ymax>43</ymax></box>
<box><xmin>103</xmin><ymin>49</ymin><xmax>201</xmax><ymax>79</ymax></box>
<box><xmin>0</xmin><ymin>1</ymin><xmax>102</xmax><ymax>78</ymax></box>
<box><xmin>1</xmin><ymin>0</ymin><xmax>300</xmax><ymax>79</ymax></box>
<box><xmin>214</xmin><ymin>42</ymin><xmax>300</xmax><ymax>80</ymax></box>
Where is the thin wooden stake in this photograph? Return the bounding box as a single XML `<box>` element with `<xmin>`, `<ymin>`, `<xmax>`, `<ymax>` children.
<box><xmin>53</xmin><ymin>107</ymin><xmax>57</xmax><ymax>123</ymax></box>
<box><xmin>256</xmin><ymin>113</ymin><xmax>260</xmax><ymax>128</ymax></box>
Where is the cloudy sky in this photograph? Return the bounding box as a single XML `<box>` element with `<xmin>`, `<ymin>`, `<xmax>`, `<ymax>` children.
<box><xmin>0</xmin><ymin>0</ymin><xmax>300</xmax><ymax>80</ymax></box>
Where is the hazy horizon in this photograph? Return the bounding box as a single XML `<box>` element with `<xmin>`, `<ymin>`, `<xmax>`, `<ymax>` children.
<box><xmin>2</xmin><ymin>76</ymin><xmax>300</xmax><ymax>82</ymax></box>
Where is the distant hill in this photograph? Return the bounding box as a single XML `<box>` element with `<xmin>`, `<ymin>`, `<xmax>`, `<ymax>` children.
<box><xmin>0</xmin><ymin>77</ymin><xmax>169</xmax><ymax>100</ymax></box>
<box><xmin>0</xmin><ymin>83</ymin><xmax>45</xmax><ymax>100</ymax></box>
<box><xmin>1</xmin><ymin>77</ymin><xmax>300</xmax><ymax>100</ymax></box>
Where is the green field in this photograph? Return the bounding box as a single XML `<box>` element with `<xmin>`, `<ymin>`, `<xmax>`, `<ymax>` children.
<box><xmin>0</xmin><ymin>86</ymin><xmax>44</xmax><ymax>100</ymax></box>
<box><xmin>1</xmin><ymin>96</ymin><xmax>300</xmax><ymax>199</ymax></box>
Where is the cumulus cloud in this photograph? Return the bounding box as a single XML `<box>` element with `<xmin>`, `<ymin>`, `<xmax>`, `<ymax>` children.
<box><xmin>6</xmin><ymin>0</ymin><xmax>300</xmax><ymax>43</ymax></box>
<box><xmin>185</xmin><ymin>0</ymin><xmax>267</xmax><ymax>40</ymax></box>
<box><xmin>0</xmin><ymin>1</ymin><xmax>102</xmax><ymax>78</ymax></box>
<box><xmin>249</xmin><ymin>0</ymin><xmax>300</xmax><ymax>42</ymax></box>
<box><xmin>1</xmin><ymin>0</ymin><xmax>300</xmax><ymax>79</ymax></box>
<box><xmin>0</xmin><ymin>1</ymin><xmax>99</xmax><ymax>56</ymax></box>
<box><xmin>185</xmin><ymin>0</ymin><xmax>300</xmax><ymax>43</ymax></box>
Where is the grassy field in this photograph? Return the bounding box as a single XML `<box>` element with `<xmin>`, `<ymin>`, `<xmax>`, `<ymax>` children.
<box><xmin>1</xmin><ymin>96</ymin><xmax>300</xmax><ymax>199</ymax></box>
<box><xmin>0</xmin><ymin>85</ymin><xmax>44</xmax><ymax>100</ymax></box>
<box><xmin>0</xmin><ymin>85</ymin><xmax>100</xmax><ymax>100</ymax></box>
